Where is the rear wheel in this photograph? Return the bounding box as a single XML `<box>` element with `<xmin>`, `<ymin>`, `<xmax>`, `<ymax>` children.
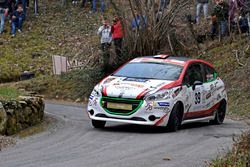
<box><xmin>210</xmin><ymin>101</ymin><xmax>226</xmax><ymax>125</ymax></box>
<box><xmin>167</xmin><ymin>103</ymin><xmax>182</xmax><ymax>132</ymax></box>
<box><xmin>92</xmin><ymin>120</ymin><xmax>106</xmax><ymax>128</ymax></box>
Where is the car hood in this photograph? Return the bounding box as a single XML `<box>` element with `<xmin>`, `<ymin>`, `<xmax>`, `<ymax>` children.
<box><xmin>101</xmin><ymin>76</ymin><xmax>174</xmax><ymax>99</ymax></box>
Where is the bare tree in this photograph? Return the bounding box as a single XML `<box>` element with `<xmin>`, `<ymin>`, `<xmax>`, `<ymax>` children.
<box><xmin>110</xmin><ymin>0</ymin><xmax>191</xmax><ymax>60</ymax></box>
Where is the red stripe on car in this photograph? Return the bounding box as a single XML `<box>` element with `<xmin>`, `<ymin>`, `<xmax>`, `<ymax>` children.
<box><xmin>154</xmin><ymin>113</ymin><xmax>169</xmax><ymax>126</ymax></box>
<box><xmin>136</xmin><ymin>89</ymin><xmax>149</xmax><ymax>99</ymax></box>
<box><xmin>184</xmin><ymin>102</ymin><xmax>220</xmax><ymax>119</ymax></box>
<box><xmin>102</xmin><ymin>86</ymin><xmax>107</xmax><ymax>96</ymax></box>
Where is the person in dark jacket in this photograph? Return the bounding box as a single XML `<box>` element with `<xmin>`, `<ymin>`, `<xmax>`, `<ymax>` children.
<box><xmin>196</xmin><ymin>0</ymin><xmax>209</xmax><ymax>23</ymax></box>
<box><xmin>7</xmin><ymin>0</ymin><xmax>16</xmax><ymax>21</ymax></box>
<box><xmin>160</xmin><ymin>0</ymin><xmax>170</xmax><ymax>10</ymax></box>
<box><xmin>229</xmin><ymin>0</ymin><xmax>245</xmax><ymax>22</ymax></box>
<box><xmin>0</xmin><ymin>0</ymin><xmax>8</xmax><ymax>34</ymax></box>
<box><xmin>211</xmin><ymin>0</ymin><xmax>229</xmax><ymax>38</ymax></box>
<box><xmin>92</xmin><ymin>0</ymin><xmax>105</xmax><ymax>13</ymax></box>
<box><xmin>17</xmin><ymin>0</ymin><xmax>26</xmax><ymax>18</ymax></box>
<box><xmin>11</xmin><ymin>4</ymin><xmax>24</xmax><ymax>37</ymax></box>
<box><xmin>242</xmin><ymin>0</ymin><xmax>250</xmax><ymax>35</ymax></box>
<box><xmin>111</xmin><ymin>16</ymin><xmax>123</xmax><ymax>63</ymax></box>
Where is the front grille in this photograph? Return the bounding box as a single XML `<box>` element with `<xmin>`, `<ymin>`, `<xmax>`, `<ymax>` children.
<box><xmin>100</xmin><ymin>96</ymin><xmax>143</xmax><ymax>116</ymax></box>
<box><xmin>95</xmin><ymin>113</ymin><xmax>146</xmax><ymax>121</ymax></box>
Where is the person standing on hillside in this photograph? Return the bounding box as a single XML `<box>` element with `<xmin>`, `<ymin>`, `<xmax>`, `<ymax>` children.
<box><xmin>229</xmin><ymin>0</ymin><xmax>245</xmax><ymax>21</ymax></box>
<box><xmin>196</xmin><ymin>0</ymin><xmax>209</xmax><ymax>24</ymax></box>
<box><xmin>243</xmin><ymin>0</ymin><xmax>250</xmax><ymax>36</ymax></box>
<box><xmin>131</xmin><ymin>9</ymin><xmax>147</xmax><ymax>31</ymax></box>
<box><xmin>16</xmin><ymin>0</ymin><xmax>26</xmax><ymax>18</ymax></box>
<box><xmin>211</xmin><ymin>0</ymin><xmax>229</xmax><ymax>38</ymax></box>
<box><xmin>97</xmin><ymin>18</ymin><xmax>112</xmax><ymax>71</ymax></box>
<box><xmin>111</xmin><ymin>16</ymin><xmax>123</xmax><ymax>64</ymax></box>
<box><xmin>0</xmin><ymin>0</ymin><xmax>8</xmax><ymax>34</ymax></box>
<box><xmin>7</xmin><ymin>0</ymin><xmax>16</xmax><ymax>21</ymax></box>
<box><xmin>11</xmin><ymin>4</ymin><xmax>24</xmax><ymax>37</ymax></box>
<box><xmin>92</xmin><ymin>0</ymin><xmax>105</xmax><ymax>13</ymax></box>
<box><xmin>160</xmin><ymin>0</ymin><xmax>170</xmax><ymax>10</ymax></box>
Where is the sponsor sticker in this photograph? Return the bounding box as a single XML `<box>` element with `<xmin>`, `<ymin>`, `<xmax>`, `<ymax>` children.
<box><xmin>89</xmin><ymin>95</ymin><xmax>94</xmax><ymax>100</ymax></box>
<box><xmin>145</xmin><ymin>102</ymin><xmax>153</xmax><ymax>111</ymax></box>
<box><xmin>217</xmin><ymin>94</ymin><xmax>222</xmax><ymax>101</ymax></box>
<box><xmin>124</xmin><ymin>78</ymin><xmax>148</xmax><ymax>83</ymax></box>
<box><xmin>172</xmin><ymin>87</ymin><xmax>182</xmax><ymax>98</ymax></box>
<box><xmin>154</xmin><ymin>106</ymin><xmax>170</xmax><ymax>113</ymax></box>
<box><xmin>206</xmin><ymin>92</ymin><xmax>212</xmax><ymax>99</ymax></box>
<box><xmin>158</xmin><ymin>102</ymin><xmax>170</xmax><ymax>107</ymax></box>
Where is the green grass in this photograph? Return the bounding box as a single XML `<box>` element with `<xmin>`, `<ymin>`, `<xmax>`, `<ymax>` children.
<box><xmin>0</xmin><ymin>86</ymin><xmax>23</xmax><ymax>100</ymax></box>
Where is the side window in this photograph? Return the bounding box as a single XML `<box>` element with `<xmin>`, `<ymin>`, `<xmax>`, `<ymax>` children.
<box><xmin>204</xmin><ymin>64</ymin><xmax>216</xmax><ymax>82</ymax></box>
<box><xmin>183</xmin><ymin>63</ymin><xmax>203</xmax><ymax>86</ymax></box>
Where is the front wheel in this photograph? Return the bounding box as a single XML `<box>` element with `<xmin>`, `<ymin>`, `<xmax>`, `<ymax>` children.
<box><xmin>167</xmin><ymin>104</ymin><xmax>182</xmax><ymax>132</ymax></box>
<box><xmin>92</xmin><ymin>120</ymin><xmax>106</xmax><ymax>128</ymax></box>
<box><xmin>210</xmin><ymin>101</ymin><xmax>226</xmax><ymax>125</ymax></box>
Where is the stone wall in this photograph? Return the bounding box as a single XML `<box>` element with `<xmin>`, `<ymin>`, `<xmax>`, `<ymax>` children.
<box><xmin>0</xmin><ymin>96</ymin><xmax>44</xmax><ymax>135</ymax></box>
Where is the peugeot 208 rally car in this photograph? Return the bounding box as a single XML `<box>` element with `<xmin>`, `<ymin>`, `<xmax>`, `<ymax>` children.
<box><xmin>87</xmin><ymin>55</ymin><xmax>227</xmax><ymax>131</ymax></box>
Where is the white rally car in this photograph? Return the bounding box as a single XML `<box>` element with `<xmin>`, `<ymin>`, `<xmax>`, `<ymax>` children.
<box><xmin>87</xmin><ymin>55</ymin><xmax>227</xmax><ymax>131</ymax></box>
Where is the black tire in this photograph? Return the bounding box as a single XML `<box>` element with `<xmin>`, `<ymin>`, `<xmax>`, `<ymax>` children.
<box><xmin>210</xmin><ymin>101</ymin><xmax>226</xmax><ymax>125</ymax></box>
<box><xmin>167</xmin><ymin>103</ymin><xmax>182</xmax><ymax>132</ymax></box>
<box><xmin>92</xmin><ymin>120</ymin><xmax>106</xmax><ymax>128</ymax></box>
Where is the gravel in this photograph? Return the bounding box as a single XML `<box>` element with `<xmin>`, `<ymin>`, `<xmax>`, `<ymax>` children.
<box><xmin>0</xmin><ymin>135</ymin><xmax>16</xmax><ymax>151</ymax></box>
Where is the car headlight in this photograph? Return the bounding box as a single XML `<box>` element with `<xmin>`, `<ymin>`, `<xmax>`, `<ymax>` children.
<box><xmin>90</xmin><ymin>85</ymin><xmax>102</xmax><ymax>97</ymax></box>
<box><xmin>145</xmin><ymin>89</ymin><xmax>172</xmax><ymax>101</ymax></box>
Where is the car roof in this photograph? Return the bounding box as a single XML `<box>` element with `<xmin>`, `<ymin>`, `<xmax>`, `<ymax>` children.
<box><xmin>146</xmin><ymin>55</ymin><xmax>192</xmax><ymax>61</ymax></box>
<box><xmin>130</xmin><ymin>55</ymin><xmax>213</xmax><ymax>68</ymax></box>
<box><xmin>130</xmin><ymin>55</ymin><xmax>191</xmax><ymax>66</ymax></box>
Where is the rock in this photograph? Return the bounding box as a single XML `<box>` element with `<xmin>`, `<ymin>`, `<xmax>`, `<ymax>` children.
<box><xmin>0</xmin><ymin>102</ymin><xmax>7</xmax><ymax>134</ymax></box>
<box><xmin>0</xmin><ymin>96</ymin><xmax>45</xmax><ymax>136</ymax></box>
<box><xmin>6</xmin><ymin>117</ymin><xmax>17</xmax><ymax>135</ymax></box>
<box><xmin>75</xmin><ymin>98</ymin><xmax>81</xmax><ymax>103</ymax></box>
<box><xmin>162</xmin><ymin>156</ymin><xmax>172</xmax><ymax>161</ymax></box>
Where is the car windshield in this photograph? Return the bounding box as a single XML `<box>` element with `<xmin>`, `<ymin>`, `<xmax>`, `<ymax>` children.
<box><xmin>113</xmin><ymin>62</ymin><xmax>183</xmax><ymax>81</ymax></box>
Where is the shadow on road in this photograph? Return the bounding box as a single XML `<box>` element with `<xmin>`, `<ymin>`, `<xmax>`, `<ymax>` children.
<box><xmin>100</xmin><ymin>122</ymin><xmax>214</xmax><ymax>134</ymax></box>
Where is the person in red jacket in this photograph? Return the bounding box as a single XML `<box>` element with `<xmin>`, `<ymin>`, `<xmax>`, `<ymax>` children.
<box><xmin>111</xmin><ymin>16</ymin><xmax>123</xmax><ymax>64</ymax></box>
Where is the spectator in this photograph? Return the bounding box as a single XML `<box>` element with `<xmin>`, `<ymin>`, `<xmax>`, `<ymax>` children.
<box><xmin>0</xmin><ymin>0</ymin><xmax>8</xmax><ymax>34</ymax></box>
<box><xmin>196</xmin><ymin>0</ymin><xmax>209</xmax><ymax>23</ymax></box>
<box><xmin>33</xmin><ymin>0</ymin><xmax>38</xmax><ymax>15</ymax></box>
<box><xmin>211</xmin><ymin>0</ymin><xmax>229</xmax><ymax>38</ymax></box>
<box><xmin>229</xmin><ymin>0</ymin><xmax>245</xmax><ymax>22</ymax></box>
<box><xmin>111</xmin><ymin>16</ymin><xmax>123</xmax><ymax>63</ymax></box>
<box><xmin>72</xmin><ymin>0</ymin><xmax>78</xmax><ymax>5</ymax></box>
<box><xmin>81</xmin><ymin>0</ymin><xmax>87</xmax><ymax>8</ymax></box>
<box><xmin>11</xmin><ymin>4</ymin><xmax>24</xmax><ymax>37</ymax></box>
<box><xmin>18</xmin><ymin>0</ymin><xmax>27</xmax><ymax>18</ymax></box>
<box><xmin>97</xmin><ymin>18</ymin><xmax>112</xmax><ymax>71</ymax></box>
<box><xmin>131</xmin><ymin>9</ymin><xmax>147</xmax><ymax>31</ymax></box>
<box><xmin>160</xmin><ymin>0</ymin><xmax>170</xmax><ymax>10</ymax></box>
<box><xmin>7</xmin><ymin>0</ymin><xmax>16</xmax><ymax>21</ymax></box>
<box><xmin>243</xmin><ymin>0</ymin><xmax>250</xmax><ymax>35</ymax></box>
<box><xmin>92</xmin><ymin>0</ymin><xmax>105</xmax><ymax>13</ymax></box>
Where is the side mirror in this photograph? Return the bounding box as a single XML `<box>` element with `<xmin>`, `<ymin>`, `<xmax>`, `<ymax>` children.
<box><xmin>192</xmin><ymin>81</ymin><xmax>203</xmax><ymax>91</ymax></box>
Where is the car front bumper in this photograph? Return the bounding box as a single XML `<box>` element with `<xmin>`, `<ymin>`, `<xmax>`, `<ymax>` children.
<box><xmin>87</xmin><ymin>96</ymin><xmax>173</xmax><ymax>127</ymax></box>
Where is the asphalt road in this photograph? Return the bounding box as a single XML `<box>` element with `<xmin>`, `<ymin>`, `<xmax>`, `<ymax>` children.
<box><xmin>0</xmin><ymin>102</ymin><xmax>248</xmax><ymax>167</ymax></box>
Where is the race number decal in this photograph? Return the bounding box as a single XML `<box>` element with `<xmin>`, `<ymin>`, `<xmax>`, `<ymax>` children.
<box><xmin>195</xmin><ymin>92</ymin><xmax>201</xmax><ymax>104</ymax></box>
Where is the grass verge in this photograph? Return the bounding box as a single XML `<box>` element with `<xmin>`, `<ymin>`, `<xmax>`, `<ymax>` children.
<box><xmin>0</xmin><ymin>86</ymin><xmax>24</xmax><ymax>100</ymax></box>
<box><xmin>209</xmin><ymin>131</ymin><xmax>250</xmax><ymax>167</ymax></box>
